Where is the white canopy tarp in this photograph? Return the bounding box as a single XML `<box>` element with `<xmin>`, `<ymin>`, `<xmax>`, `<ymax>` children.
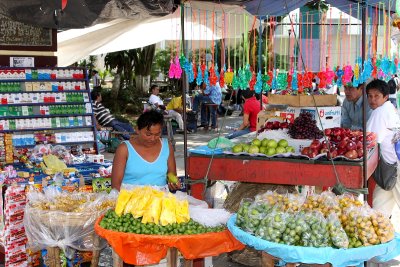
<box><xmin>57</xmin><ymin>1</ymin><xmax>259</xmax><ymax>66</ymax></box>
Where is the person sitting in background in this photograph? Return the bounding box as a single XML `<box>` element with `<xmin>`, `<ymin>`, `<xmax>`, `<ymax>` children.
<box><xmin>192</xmin><ymin>82</ymin><xmax>222</xmax><ymax>129</ymax></box>
<box><xmin>111</xmin><ymin>110</ymin><xmax>180</xmax><ymax>191</ymax></box>
<box><xmin>341</xmin><ymin>81</ymin><xmax>371</xmax><ymax>130</ymax></box>
<box><xmin>366</xmin><ymin>79</ymin><xmax>400</xmax><ymax>218</ymax></box>
<box><xmin>148</xmin><ymin>84</ymin><xmax>185</xmax><ymax>133</ymax></box>
<box><xmin>91</xmin><ymin>70</ymin><xmax>101</xmax><ymax>90</ymax></box>
<box><xmin>388</xmin><ymin>79</ymin><xmax>397</xmax><ymax>108</ymax></box>
<box><xmin>226</xmin><ymin>89</ymin><xmax>261</xmax><ymax>139</ymax></box>
<box><xmin>91</xmin><ymin>90</ymin><xmax>134</xmax><ymax>140</ymax></box>
<box><xmin>166</xmin><ymin>94</ymin><xmax>193</xmax><ymax>133</ymax></box>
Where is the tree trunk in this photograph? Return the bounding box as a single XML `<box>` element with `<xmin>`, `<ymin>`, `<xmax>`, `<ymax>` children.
<box><xmin>135</xmin><ymin>75</ymin><xmax>151</xmax><ymax>93</ymax></box>
<box><xmin>111</xmin><ymin>73</ymin><xmax>121</xmax><ymax>112</ymax></box>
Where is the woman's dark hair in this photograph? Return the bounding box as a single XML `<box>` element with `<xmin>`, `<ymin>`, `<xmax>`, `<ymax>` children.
<box><xmin>150</xmin><ymin>84</ymin><xmax>159</xmax><ymax>91</ymax></box>
<box><xmin>366</xmin><ymin>79</ymin><xmax>390</xmax><ymax>97</ymax></box>
<box><xmin>242</xmin><ymin>89</ymin><xmax>254</xmax><ymax>99</ymax></box>
<box><xmin>388</xmin><ymin>79</ymin><xmax>397</xmax><ymax>94</ymax></box>
<box><xmin>91</xmin><ymin>90</ymin><xmax>101</xmax><ymax>100</ymax></box>
<box><xmin>137</xmin><ymin>110</ymin><xmax>164</xmax><ymax>130</ymax></box>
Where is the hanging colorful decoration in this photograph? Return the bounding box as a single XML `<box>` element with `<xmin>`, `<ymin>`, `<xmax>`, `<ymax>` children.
<box><xmin>361</xmin><ymin>58</ymin><xmax>373</xmax><ymax>83</ymax></box>
<box><xmin>203</xmin><ymin>67</ymin><xmax>209</xmax><ymax>86</ymax></box>
<box><xmin>291</xmin><ymin>70</ymin><xmax>298</xmax><ymax>91</ymax></box>
<box><xmin>196</xmin><ymin>65</ymin><xmax>203</xmax><ymax>85</ymax></box>
<box><xmin>209</xmin><ymin>64</ymin><xmax>218</xmax><ymax>86</ymax></box>
<box><xmin>342</xmin><ymin>65</ymin><xmax>353</xmax><ymax>86</ymax></box>
<box><xmin>224</xmin><ymin>68</ymin><xmax>234</xmax><ymax>84</ymax></box>
<box><xmin>254</xmin><ymin>71</ymin><xmax>263</xmax><ymax>93</ymax></box>
<box><xmin>249</xmin><ymin>72</ymin><xmax>257</xmax><ymax>90</ymax></box>
<box><xmin>271</xmin><ymin>69</ymin><xmax>278</xmax><ymax>90</ymax></box>
<box><xmin>335</xmin><ymin>67</ymin><xmax>344</xmax><ymax>88</ymax></box>
<box><xmin>262</xmin><ymin>74</ymin><xmax>270</xmax><ymax>92</ymax></box>
<box><xmin>379</xmin><ymin>57</ymin><xmax>390</xmax><ymax>80</ymax></box>
<box><xmin>317</xmin><ymin>71</ymin><xmax>327</xmax><ymax>89</ymax></box>
<box><xmin>277</xmin><ymin>72</ymin><xmax>288</xmax><ymax>90</ymax></box>
<box><xmin>219</xmin><ymin>65</ymin><xmax>226</xmax><ymax>87</ymax></box>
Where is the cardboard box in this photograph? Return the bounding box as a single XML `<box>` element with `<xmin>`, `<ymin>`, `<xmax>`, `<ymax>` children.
<box><xmin>268</xmin><ymin>94</ymin><xmax>337</xmax><ymax>107</ymax></box>
<box><xmin>257</xmin><ymin>106</ymin><xmax>341</xmax><ymax>131</ymax></box>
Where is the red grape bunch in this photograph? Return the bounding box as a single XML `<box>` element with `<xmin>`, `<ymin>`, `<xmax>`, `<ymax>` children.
<box><xmin>288</xmin><ymin>112</ymin><xmax>323</xmax><ymax>139</ymax></box>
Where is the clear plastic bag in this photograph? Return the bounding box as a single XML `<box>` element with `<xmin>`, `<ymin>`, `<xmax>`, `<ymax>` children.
<box><xmin>281</xmin><ymin>211</ymin><xmax>308</xmax><ymax>246</ymax></box>
<box><xmin>24</xmin><ymin>190</ymin><xmax>116</xmax><ymax>257</ymax></box>
<box><xmin>255</xmin><ymin>208</ymin><xmax>289</xmax><ymax>243</ymax></box>
<box><xmin>301</xmin><ymin>210</ymin><xmax>330</xmax><ymax>248</ymax></box>
<box><xmin>355</xmin><ymin>206</ymin><xmax>379</xmax><ymax>246</ymax></box>
<box><xmin>326</xmin><ymin>212</ymin><xmax>349</xmax><ymax>249</ymax></box>
<box><xmin>342</xmin><ymin>206</ymin><xmax>363</xmax><ymax>248</ymax></box>
<box><xmin>189</xmin><ymin>206</ymin><xmax>231</xmax><ymax>227</ymax></box>
<box><xmin>243</xmin><ymin>201</ymin><xmax>272</xmax><ymax>234</ymax></box>
<box><xmin>370</xmin><ymin>209</ymin><xmax>395</xmax><ymax>244</ymax></box>
<box><xmin>236</xmin><ymin>198</ymin><xmax>252</xmax><ymax>228</ymax></box>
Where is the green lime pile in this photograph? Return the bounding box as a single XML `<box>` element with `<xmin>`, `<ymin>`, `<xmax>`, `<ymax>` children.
<box><xmin>99</xmin><ymin>210</ymin><xmax>226</xmax><ymax>235</ymax></box>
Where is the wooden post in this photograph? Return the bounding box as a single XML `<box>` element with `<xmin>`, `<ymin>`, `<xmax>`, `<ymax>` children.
<box><xmin>112</xmin><ymin>248</ymin><xmax>123</xmax><ymax>267</ymax></box>
<box><xmin>183</xmin><ymin>259</ymin><xmax>194</xmax><ymax>267</ymax></box>
<box><xmin>46</xmin><ymin>247</ymin><xmax>61</xmax><ymax>267</ymax></box>
<box><xmin>166</xmin><ymin>247</ymin><xmax>178</xmax><ymax>267</ymax></box>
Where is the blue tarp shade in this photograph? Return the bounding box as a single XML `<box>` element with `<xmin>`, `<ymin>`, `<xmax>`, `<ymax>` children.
<box><xmin>227</xmin><ymin>214</ymin><xmax>400</xmax><ymax>267</ymax></box>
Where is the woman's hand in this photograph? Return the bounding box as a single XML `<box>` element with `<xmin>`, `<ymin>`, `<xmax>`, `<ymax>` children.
<box><xmin>168</xmin><ymin>180</ymin><xmax>182</xmax><ymax>191</ymax></box>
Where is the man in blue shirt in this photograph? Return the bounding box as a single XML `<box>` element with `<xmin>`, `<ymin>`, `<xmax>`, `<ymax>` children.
<box><xmin>341</xmin><ymin>82</ymin><xmax>372</xmax><ymax>130</ymax></box>
<box><xmin>192</xmin><ymin>82</ymin><xmax>222</xmax><ymax>129</ymax></box>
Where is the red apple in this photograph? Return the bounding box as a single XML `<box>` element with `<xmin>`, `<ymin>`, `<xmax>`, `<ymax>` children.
<box><xmin>338</xmin><ymin>140</ymin><xmax>347</xmax><ymax>149</ymax></box>
<box><xmin>265</xmin><ymin>121</ymin><xmax>274</xmax><ymax>129</ymax></box>
<box><xmin>309</xmin><ymin>139</ymin><xmax>321</xmax><ymax>150</ymax></box>
<box><xmin>345</xmin><ymin>149</ymin><xmax>358</xmax><ymax>159</ymax></box>
<box><xmin>324</xmin><ymin>128</ymin><xmax>332</xmax><ymax>136</ymax></box>
<box><xmin>346</xmin><ymin>141</ymin><xmax>356</xmax><ymax>151</ymax></box>
<box><xmin>356</xmin><ymin>141</ymin><xmax>363</xmax><ymax>149</ymax></box>
<box><xmin>337</xmin><ymin>147</ymin><xmax>347</xmax><ymax>156</ymax></box>
<box><xmin>357</xmin><ymin>148</ymin><xmax>363</xmax><ymax>157</ymax></box>
<box><xmin>280</xmin><ymin>122</ymin><xmax>289</xmax><ymax>129</ymax></box>
<box><xmin>327</xmin><ymin>148</ymin><xmax>338</xmax><ymax>159</ymax></box>
<box><xmin>321</xmin><ymin>140</ymin><xmax>329</xmax><ymax>149</ymax></box>
<box><xmin>308</xmin><ymin>148</ymin><xmax>319</xmax><ymax>158</ymax></box>
<box><xmin>333</xmin><ymin>127</ymin><xmax>343</xmax><ymax>136</ymax></box>
<box><xmin>320</xmin><ymin>148</ymin><xmax>329</xmax><ymax>154</ymax></box>
<box><xmin>272</xmin><ymin>121</ymin><xmax>281</xmax><ymax>130</ymax></box>
<box><xmin>301</xmin><ymin>147</ymin><xmax>310</xmax><ymax>156</ymax></box>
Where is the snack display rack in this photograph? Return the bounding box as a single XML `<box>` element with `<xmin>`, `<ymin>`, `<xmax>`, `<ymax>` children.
<box><xmin>0</xmin><ymin>67</ymin><xmax>98</xmax><ymax>163</ymax></box>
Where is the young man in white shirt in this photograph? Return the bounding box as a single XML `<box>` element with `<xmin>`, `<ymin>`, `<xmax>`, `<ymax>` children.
<box><xmin>148</xmin><ymin>85</ymin><xmax>184</xmax><ymax>133</ymax></box>
<box><xmin>366</xmin><ymin>79</ymin><xmax>400</xmax><ymax>217</ymax></box>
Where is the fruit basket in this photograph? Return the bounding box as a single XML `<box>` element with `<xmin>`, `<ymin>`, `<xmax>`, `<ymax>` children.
<box><xmin>227</xmin><ymin>214</ymin><xmax>400</xmax><ymax>266</ymax></box>
<box><xmin>95</xmin><ymin>215</ymin><xmax>244</xmax><ymax>265</ymax></box>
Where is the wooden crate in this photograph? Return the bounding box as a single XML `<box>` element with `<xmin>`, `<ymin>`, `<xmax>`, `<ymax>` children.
<box><xmin>268</xmin><ymin>94</ymin><xmax>337</xmax><ymax>107</ymax></box>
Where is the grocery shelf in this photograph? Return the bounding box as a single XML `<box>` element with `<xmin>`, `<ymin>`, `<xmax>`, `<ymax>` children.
<box><xmin>2</xmin><ymin>114</ymin><xmax>93</xmax><ymax>119</ymax></box>
<box><xmin>0</xmin><ymin>90</ymin><xmax>89</xmax><ymax>94</ymax></box>
<box><xmin>1</xmin><ymin>102</ymin><xmax>89</xmax><ymax>106</ymax></box>
<box><xmin>13</xmin><ymin>140</ymin><xmax>96</xmax><ymax>148</ymax></box>
<box><xmin>1</xmin><ymin>126</ymin><xmax>94</xmax><ymax>132</ymax></box>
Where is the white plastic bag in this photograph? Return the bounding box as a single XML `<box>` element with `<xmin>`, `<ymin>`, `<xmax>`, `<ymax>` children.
<box><xmin>189</xmin><ymin>206</ymin><xmax>231</xmax><ymax>227</ymax></box>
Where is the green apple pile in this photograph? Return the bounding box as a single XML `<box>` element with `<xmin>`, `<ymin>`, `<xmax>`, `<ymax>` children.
<box><xmin>236</xmin><ymin>191</ymin><xmax>395</xmax><ymax>249</ymax></box>
<box><xmin>231</xmin><ymin>138</ymin><xmax>295</xmax><ymax>156</ymax></box>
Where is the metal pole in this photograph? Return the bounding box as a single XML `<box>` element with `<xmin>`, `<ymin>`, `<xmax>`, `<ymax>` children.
<box><xmin>361</xmin><ymin>0</ymin><xmax>368</xmax><ymax>201</ymax></box>
<box><xmin>180</xmin><ymin>2</ymin><xmax>188</xmax><ymax>182</ymax></box>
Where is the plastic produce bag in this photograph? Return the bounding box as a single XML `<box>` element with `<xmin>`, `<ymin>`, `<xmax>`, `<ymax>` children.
<box><xmin>189</xmin><ymin>206</ymin><xmax>231</xmax><ymax>227</ymax></box>
<box><xmin>207</xmin><ymin>137</ymin><xmax>234</xmax><ymax>149</ymax></box>
<box><xmin>318</xmin><ymin>191</ymin><xmax>341</xmax><ymax>217</ymax></box>
<box><xmin>236</xmin><ymin>198</ymin><xmax>252</xmax><ymax>228</ymax></box>
<box><xmin>23</xmin><ymin>190</ymin><xmax>116</xmax><ymax>257</ymax></box>
<box><xmin>283</xmin><ymin>193</ymin><xmax>306</xmax><ymax>212</ymax></box>
<box><xmin>341</xmin><ymin>206</ymin><xmax>363</xmax><ymax>248</ymax></box>
<box><xmin>355</xmin><ymin>206</ymin><xmax>380</xmax><ymax>246</ymax></box>
<box><xmin>281</xmin><ymin>211</ymin><xmax>308</xmax><ymax>246</ymax></box>
<box><xmin>326</xmin><ymin>212</ymin><xmax>349</xmax><ymax>248</ymax></box>
<box><xmin>159</xmin><ymin>194</ymin><xmax>177</xmax><ymax>226</ymax></box>
<box><xmin>301</xmin><ymin>210</ymin><xmax>330</xmax><ymax>247</ymax></box>
<box><xmin>370</xmin><ymin>209</ymin><xmax>395</xmax><ymax>244</ymax></box>
<box><xmin>43</xmin><ymin>154</ymin><xmax>67</xmax><ymax>172</ymax></box>
<box><xmin>243</xmin><ymin>201</ymin><xmax>271</xmax><ymax>234</ymax></box>
<box><xmin>255</xmin><ymin>208</ymin><xmax>288</xmax><ymax>243</ymax></box>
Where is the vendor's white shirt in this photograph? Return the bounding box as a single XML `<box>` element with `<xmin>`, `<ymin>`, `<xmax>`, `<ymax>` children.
<box><xmin>149</xmin><ymin>94</ymin><xmax>164</xmax><ymax>106</ymax></box>
<box><xmin>367</xmin><ymin>101</ymin><xmax>400</xmax><ymax>164</ymax></box>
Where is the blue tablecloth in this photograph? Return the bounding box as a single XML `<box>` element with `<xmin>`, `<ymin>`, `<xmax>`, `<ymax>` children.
<box><xmin>227</xmin><ymin>214</ymin><xmax>400</xmax><ymax>267</ymax></box>
<box><xmin>188</xmin><ymin>145</ymin><xmax>224</xmax><ymax>155</ymax></box>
